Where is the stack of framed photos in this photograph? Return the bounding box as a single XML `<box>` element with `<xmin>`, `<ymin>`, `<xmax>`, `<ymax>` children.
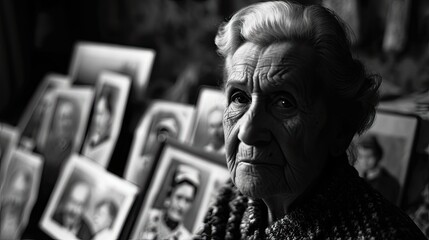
<box><xmin>0</xmin><ymin>42</ymin><xmax>233</xmax><ymax>240</ymax></box>
<box><xmin>4</xmin><ymin>40</ymin><xmax>425</xmax><ymax>240</ymax></box>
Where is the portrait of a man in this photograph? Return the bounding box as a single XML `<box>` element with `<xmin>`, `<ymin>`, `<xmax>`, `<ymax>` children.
<box><xmin>203</xmin><ymin>106</ymin><xmax>225</xmax><ymax>154</ymax></box>
<box><xmin>191</xmin><ymin>87</ymin><xmax>226</xmax><ymax>154</ymax></box>
<box><xmin>0</xmin><ymin>168</ymin><xmax>32</xmax><ymax>239</ymax></box>
<box><xmin>124</xmin><ymin>102</ymin><xmax>195</xmax><ymax>189</ymax></box>
<box><xmin>140</xmin><ymin>164</ymin><xmax>200</xmax><ymax>240</ymax></box>
<box><xmin>52</xmin><ymin>181</ymin><xmax>93</xmax><ymax>240</ymax></box>
<box><xmin>42</xmin><ymin>97</ymin><xmax>80</xmax><ymax>164</ymax></box>
<box><xmin>17</xmin><ymin>74</ymin><xmax>70</xmax><ymax>152</ymax></box>
<box><xmin>41</xmin><ymin>155</ymin><xmax>138</xmax><ymax>240</ymax></box>
<box><xmin>0</xmin><ymin>149</ymin><xmax>43</xmax><ymax>240</ymax></box>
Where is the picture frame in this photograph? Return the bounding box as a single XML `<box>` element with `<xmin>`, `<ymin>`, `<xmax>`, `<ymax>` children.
<box><xmin>129</xmin><ymin>140</ymin><xmax>230</xmax><ymax>239</ymax></box>
<box><xmin>40</xmin><ymin>154</ymin><xmax>138</xmax><ymax>240</ymax></box>
<box><xmin>37</xmin><ymin>87</ymin><xmax>94</xmax><ymax>161</ymax></box>
<box><xmin>18</xmin><ymin>73</ymin><xmax>71</xmax><ymax>152</ymax></box>
<box><xmin>0</xmin><ymin>124</ymin><xmax>19</xmax><ymax>185</ymax></box>
<box><xmin>352</xmin><ymin>110</ymin><xmax>419</xmax><ymax>206</ymax></box>
<box><xmin>190</xmin><ymin>87</ymin><xmax>226</xmax><ymax>155</ymax></box>
<box><xmin>0</xmin><ymin>149</ymin><xmax>43</xmax><ymax>240</ymax></box>
<box><xmin>81</xmin><ymin>71</ymin><xmax>131</xmax><ymax>168</ymax></box>
<box><xmin>69</xmin><ymin>41</ymin><xmax>156</xmax><ymax>102</ymax></box>
<box><xmin>123</xmin><ymin>100</ymin><xmax>195</xmax><ymax>188</ymax></box>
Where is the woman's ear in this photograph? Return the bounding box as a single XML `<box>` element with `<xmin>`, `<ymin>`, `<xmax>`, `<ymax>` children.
<box><xmin>329</xmin><ymin>120</ymin><xmax>356</xmax><ymax>157</ymax></box>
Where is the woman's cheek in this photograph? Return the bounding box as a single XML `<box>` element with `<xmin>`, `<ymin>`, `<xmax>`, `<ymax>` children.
<box><xmin>223</xmin><ymin>106</ymin><xmax>244</xmax><ymax>184</ymax></box>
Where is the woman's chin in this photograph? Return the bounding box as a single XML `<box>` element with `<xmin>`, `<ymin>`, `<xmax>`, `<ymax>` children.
<box><xmin>234</xmin><ymin>173</ymin><xmax>278</xmax><ymax>199</ymax></box>
<box><xmin>234</xmin><ymin>163</ymin><xmax>285</xmax><ymax>198</ymax></box>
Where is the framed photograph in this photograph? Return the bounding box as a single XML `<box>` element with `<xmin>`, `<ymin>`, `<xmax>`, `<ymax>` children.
<box><xmin>0</xmin><ymin>124</ymin><xmax>19</xmax><ymax>185</ymax></box>
<box><xmin>81</xmin><ymin>71</ymin><xmax>131</xmax><ymax>168</ymax></box>
<box><xmin>190</xmin><ymin>87</ymin><xmax>226</xmax><ymax>155</ymax></box>
<box><xmin>352</xmin><ymin>110</ymin><xmax>419</xmax><ymax>206</ymax></box>
<box><xmin>0</xmin><ymin>149</ymin><xmax>43</xmax><ymax>240</ymax></box>
<box><xmin>37</xmin><ymin>87</ymin><xmax>94</xmax><ymax>163</ymax></box>
<box><xmin>40</xmin><ymin>154</ymin><xmax>138</xmax><ymax>240</ymax></box>
<box><xmin>124</xmin><ymin>100</ymin><xmax>195</xmax><ymax>188</ymax></box>
<box><xmin>130</xmin><ymin>141</ymin><xmax>230</xmax><ymax>239</ymax></box>
<box><xmin>18</xmin><ymin>73</ymin><xmax>71</xmax><ymax>152</ymax></box>
<box><xmin>69</xmin><ymin>41</ymin><xmax>156</xmax><ymax>102</ymax></box>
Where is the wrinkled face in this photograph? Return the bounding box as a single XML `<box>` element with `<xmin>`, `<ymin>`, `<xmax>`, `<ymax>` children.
<box><xmin>93</xmin><ymin>204</ymin><xmax>113</xmax><ymax>232</ymax></box>
<box><xmin>357</xmin><ymin>147</ymin><xmax>378</xmax><ymax>172</ymax></box>
<box><xmin>166</xmin><ymin>183</ymin><xmax>195</xmax><ymax>222</ymax></box>
<box><xmin>223</xmin><ymin>42</ymin><xmax>333</xmax><ymax>199</ymax></box>
<box><xmin>207</xmin><ymin>110</ymin><xmax>224</xmax><ymax>146</ymax></box>
<box><xmin>63</xmin><ymin>183</ymin><xmax>90</xmax><ymax>226</ymax></box>
<box><xmin>93</xmin><ymin>97</ymin><xmax>112</xmax><ymax>136</ymax></box>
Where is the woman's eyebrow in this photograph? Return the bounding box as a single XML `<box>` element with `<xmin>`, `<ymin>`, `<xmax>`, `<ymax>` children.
<box><xmin>225</xmin><ymin>78</ymin><xmax>247</xmax><ymax>88</ymax></box>
<box><xmin>225</xmin><ymin>69</ymin><xmax>249</xmax><ymax>88</ymax></box>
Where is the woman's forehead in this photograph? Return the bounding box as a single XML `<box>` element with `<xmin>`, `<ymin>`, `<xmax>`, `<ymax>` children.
<box><xmin>230</xmin><ymin>42</ymin><xmax>316</xmax><ymax>70</ymax></box>
<box><xmin>226</xmin><ymin>42</ymin><xmax>319</xmax><ymax>90</ymax></box>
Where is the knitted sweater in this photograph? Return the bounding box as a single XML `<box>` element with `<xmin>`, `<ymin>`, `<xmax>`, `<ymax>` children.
<box><xmin>197</xmin><ymin>158</ymin><xmax>426</xmax><ymax>240</ymax></box>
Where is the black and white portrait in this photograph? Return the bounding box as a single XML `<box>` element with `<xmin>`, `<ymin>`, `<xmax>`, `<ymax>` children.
<box><xmin>69</xmin><ymin>42</ymin><xmax>155</xmax><ymax>101</ymax></box>
<box><xmin>40</xmin><ymin>155</ymin><xmax>138</xmax><ymax>240</ymax></box>
<box><xmin>18</xmin><ymin>74</ymin><xmax>70</xmax><ymax>152</ymax></box>
<box><xmin>81</xmin><ymin>71</ymin><xmax>131</xmax><ymax>167</ymax></box>
<box><xmin>0</xmin><ymin>150</ymin><xmax>43</xmax><ymax>240</ymax></box>
<box><xmin>190</xmin><ymin>87</ymin><xmax>226</xmax><ymax>155</ymax></box>
<box><xmin>38</xmin><ymin>88</ymin><xmax>94</xmax><ymax>164</ymax></box>
<box><xmin>124</xmin><ymin>101</ymin><xmax>195</xmax><ymax>188</ymax></box>
<box><xmin>131</xmin><ymin>142</ymin><xmax>229</xmax><ymax>240</ymax></box>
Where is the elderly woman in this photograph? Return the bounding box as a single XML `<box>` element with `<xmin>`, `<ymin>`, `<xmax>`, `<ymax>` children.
<box><xmin>198</xmin><ymin>1</ymin><xmax>426</xmax><ymax>239</ymax></box>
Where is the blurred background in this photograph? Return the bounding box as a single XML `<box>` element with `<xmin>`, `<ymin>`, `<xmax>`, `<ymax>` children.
<box><xmin>2</xmin><ymin>0</ymin><xmax>428</xmax><ymax>122</ymax></box>
<box><xmin>1</xmin><ymin>0</ymin><xmax>429</xmax><ymax>238</ymax></box>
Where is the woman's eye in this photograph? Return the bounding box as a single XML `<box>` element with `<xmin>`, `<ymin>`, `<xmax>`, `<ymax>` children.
<box><xmin>230</xmin><ymin>91</ymin><xmax>249</xmax><ymax>104</ymax></box>
<box><xmin>273</xmin><ymin>95</ymin><xmax>296</xmax><ymax>110</ymax></box>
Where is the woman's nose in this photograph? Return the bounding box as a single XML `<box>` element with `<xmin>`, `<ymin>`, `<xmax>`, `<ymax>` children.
<box><xmin>237</xmin><ymin>106</ymin><xmax>271</xmax><ymax>146</ymax></box>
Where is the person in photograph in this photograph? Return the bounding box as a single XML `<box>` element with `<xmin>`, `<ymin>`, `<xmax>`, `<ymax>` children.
<box><xmin>203</xmin><ymin>106</ymin><xmax>225</xmax><ymax>154</ymax></box>
<box><xmin>141</xmin><ymin>164</ymin><xmax>200</xmax><ymax>240</ymax></box>
<box><xmin>197</xmin><ymin>1</ymin><xmax>425</xmax><ymax>239</ymax></box>
<box><xmin>91</xmin><ymin>199</ymin><xmax>118</xmax><ymax>240</ymax></box>
<box><xmin>0</xmin><ymin>168</ymin><xmax>32</xmax><ymax>239</ymax></box>
<box><xmin>20</xmin><ymin>91</ymin><xmax>55</xmax><ymax>151</ymax></box>
<box><xmin>53</xmin><ymin>181</ymin><xmax>93</xmax><ymax>240</ymax></box>
<box><xmin>356</xmin><ymin>134</ymin><xmax>400</xmax><ymax>203</ymax></box>
<box><xmin>42</xmin><ymin>98</ymin><xmax>80</xmax><ymax>164</ymax></box>
<box><xmin>84</xmin><ymin>86</ymin><xmax>117</xmax><ymax>162</ymax></box>
<box><xmin>139</xmin><ymin>114</ymin><xmax>181</xmax><ymax>175</ymax></box>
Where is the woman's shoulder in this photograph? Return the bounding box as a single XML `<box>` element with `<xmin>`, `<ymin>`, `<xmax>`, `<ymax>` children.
<box><xmin>270</xmin><ymin>162</ymin><xmax>426</xmax><ymax>239</ymax></box>
<box><xmin>321</xmin><ymin>164</ymin><xmax>426</xmax><ymax>239</ymax></box>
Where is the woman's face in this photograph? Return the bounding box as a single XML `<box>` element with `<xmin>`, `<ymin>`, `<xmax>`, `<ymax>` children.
<box><xmin>223</xmin><ymin>42</ymin><xmax>333</xmax><ymax>199</ymax></box>
<box><xmin>166</xmin><ymin>183</ymin><xmax>195</xmax><ymax>222</ymax></box>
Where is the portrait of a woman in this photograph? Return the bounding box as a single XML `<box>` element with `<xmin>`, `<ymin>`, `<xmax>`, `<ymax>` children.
<box><xmin>197</xmin><ymin>1</ymin><xmax>426</xmax><ymax>239</ymax></box>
